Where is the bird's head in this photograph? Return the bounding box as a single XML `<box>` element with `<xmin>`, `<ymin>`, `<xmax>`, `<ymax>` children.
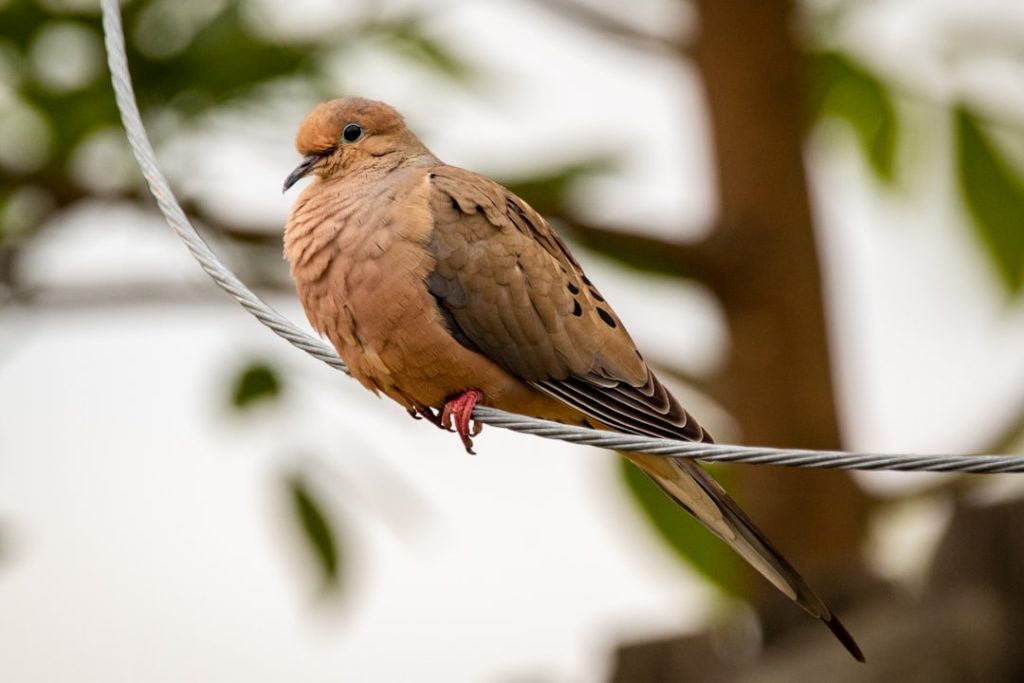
<box><xmin>283</xmin><ymin>97</ymin><xmax>432</xmax><ymax>192</ymax></box>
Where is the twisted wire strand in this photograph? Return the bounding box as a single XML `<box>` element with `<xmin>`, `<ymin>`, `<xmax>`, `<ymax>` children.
<box><xmin>101</xmin><ymin>0</ymin><xmax>347</xmax><ymax>374</ymax></box>
<box><xmin>101</xmin><ymin>0</ymin><xmax>1023</xmax><ymax>474</ymax></box>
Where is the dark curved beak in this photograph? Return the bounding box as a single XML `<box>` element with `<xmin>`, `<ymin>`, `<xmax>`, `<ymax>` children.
<box><xmin>283</xmin><ymin>154</ymin><xmax>321</xmax><ymax>193</ymax></box>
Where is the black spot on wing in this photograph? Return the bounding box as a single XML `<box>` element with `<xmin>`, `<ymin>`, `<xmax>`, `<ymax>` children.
<box><xmin>596</xmin><ymin>308</ymin><xmax>616</xmax><ymax>328</ymax></box>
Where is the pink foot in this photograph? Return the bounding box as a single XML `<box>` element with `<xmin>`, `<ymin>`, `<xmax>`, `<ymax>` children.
<box><xmin>440</xmin><ymin>389</ymin><xmax>484</xmax><ymax>454</ymax></box>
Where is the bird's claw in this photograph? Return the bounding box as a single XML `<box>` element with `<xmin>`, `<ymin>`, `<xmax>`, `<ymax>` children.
<box><xmin>440</xmin><ymin>389</ymin><xmax>483</xmax><ymax>454</ymax></box>
<box><xmin>409</xmin><ymin>406</ymin><xmax>446</xmax><ymax>428</ymax></box>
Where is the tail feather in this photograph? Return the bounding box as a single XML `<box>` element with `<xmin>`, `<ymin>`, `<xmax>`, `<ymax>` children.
<box><xmin>626</xmin><ymin>452</ymin><xmax>865</xmax><ymax>663</ymax></box>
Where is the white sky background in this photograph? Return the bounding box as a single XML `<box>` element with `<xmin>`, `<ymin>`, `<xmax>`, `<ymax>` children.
<box><xmin>2</xmin><ymin>0</ymin><xmax>1024</xmax><ymax>681</ymax></box>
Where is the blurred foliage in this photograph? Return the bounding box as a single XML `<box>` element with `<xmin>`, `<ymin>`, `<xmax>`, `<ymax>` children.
<box><xmin>0</xmin><ymin>0</ymin><xmax>471</xmax><ymax>251</ymax></box>
<box><xmin>955</xmin><ymin>107</ymin><xmax>1024</xmax><ymax>293</ymax></box>
<box><xmin>620</xmin><ymin>459</ymin><xmax>743</xmax><ymax>597</ymax></box>
<box><xmin>806</xmin><ymin>50</ymin><xmax>899</xmax><ymax>183</ymax></box>
<box><xmin>501</xmin><ymin>156</ymin><xmax>618</xmax><ymax>217</ymax></box>
<box><xmin>1</xmin><ymin>0</ymin><xmax>318</xmax><ymax>213</ymax></box>
<box><xmin>286</xmin><ymin>471</ymin><xmax>343</xmax><ymax>591</ymax></box>
<box><xmin>230</xmin><ymin>360</ymin><xmax>282</xmax><ymax>409</ymax></box>
<box><xmin>804</xmin><ymin>48</ymin><xmax>1024</xmax><ymax>298</ymax></box>
<box><xmin>364</xmin><ymin>15</ymin><xmax>474</xmax><ymax>81</ymax></box>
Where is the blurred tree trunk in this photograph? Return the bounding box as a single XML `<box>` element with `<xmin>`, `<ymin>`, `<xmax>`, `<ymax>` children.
<box><xmin>692</xmin><ymin>0</ymin><xmax>871</xmax><ymax>617</ymax></box>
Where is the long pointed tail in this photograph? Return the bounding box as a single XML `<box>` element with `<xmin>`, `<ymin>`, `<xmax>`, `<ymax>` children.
<box><xmin>626</xmin><ymin>452</ymin><xmax>865</xmax><ymax>662</ymax></box>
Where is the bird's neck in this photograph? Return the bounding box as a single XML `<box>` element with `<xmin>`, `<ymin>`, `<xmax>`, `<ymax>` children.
<box><xmin>344</xmin><ymin>148</ymin><xmax>438</xmax><ymax>179</ymax></box>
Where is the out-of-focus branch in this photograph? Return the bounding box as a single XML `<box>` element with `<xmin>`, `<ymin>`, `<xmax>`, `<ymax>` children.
<box><xmin>7</xmin><ymin>279</ymin><xmax>292</xmax><ymax>311</ymax></box>
<box><xmin>0</xmin><ymin>167</ymin><xmax>285</xmax><ymax>251</ymax></box>
<box><xmin>0</xmin><ymin>248</ymin><xmax>15</xmax><ymax>291</ymax></box>
<box><xmin>556</xmin><ymin>216</ymin><xmax>718</xmax><ymax>283</ymax></box>
<box><xmin>176</xmin><ymin>199</ymin><xmax>283</xmax><ymax>248</ymax></box>
<box><xmin>526</xmin><ymin>0</ymin><xmax>689</xmax><ymax>55</ymax></box>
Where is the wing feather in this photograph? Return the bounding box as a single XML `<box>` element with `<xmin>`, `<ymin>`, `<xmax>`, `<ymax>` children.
<box><xmin>425</xmin><ymin>165</ymin><xmax>710</xmax><ymax>443</ymax></box>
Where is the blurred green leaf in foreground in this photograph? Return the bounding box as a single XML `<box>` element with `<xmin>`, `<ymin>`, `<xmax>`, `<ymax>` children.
<box><xmin>286</xmin><ymin>471</ymin><xmax>344</xmax><ymax>592</ymax></box>
<box><xmin>955</xmin><ymin>107</ymin><xmax>1024</xmax><ymax>294</ymax></box>
<box><xmin>230</xmin><ymin>360</ymin><xmax>283</xmax><ymax>410</ymax></box>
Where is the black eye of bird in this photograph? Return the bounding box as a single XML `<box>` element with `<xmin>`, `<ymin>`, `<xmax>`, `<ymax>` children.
<box><xmin>342</xmin><ymin>123</ymin><xmax>363</xmax><ymax>143</ymax></box>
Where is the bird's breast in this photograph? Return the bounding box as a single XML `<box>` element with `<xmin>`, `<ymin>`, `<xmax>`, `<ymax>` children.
<box><xmin>284</xmin><ymin>173</ymin><xmax>457</xmax><ymax>405</ymax></box>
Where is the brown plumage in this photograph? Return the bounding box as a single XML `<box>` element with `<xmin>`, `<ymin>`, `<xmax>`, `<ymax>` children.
<box><xmin>283</xmin><ymin>97</ymin><xmax>864</xmax><ymax>662</ymax></box>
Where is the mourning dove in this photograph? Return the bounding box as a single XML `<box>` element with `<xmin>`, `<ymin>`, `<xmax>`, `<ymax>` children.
<box><xmin>283</xmin><ymin>97</ymin><xmax>864</xmax><ymax>662</ymax></box>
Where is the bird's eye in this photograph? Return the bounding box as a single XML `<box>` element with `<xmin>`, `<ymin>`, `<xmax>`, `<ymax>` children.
<box><xmin>341</xmin><ymin>123</ymin><xmax>363</xmax><ymax>143</ymax></box>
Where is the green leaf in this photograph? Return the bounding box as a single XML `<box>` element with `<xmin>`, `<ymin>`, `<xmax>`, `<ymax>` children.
<box><xmin>230</xmin><ymin>361</ymin><xmax>282</xmax><ymax>409</ymax></box>
<box><xmin>807</xmin><ymin>51</ymin><xmax>899</xmax><ymax>182</ymax></box>
<box><xmin>287</xmin><ymin>472</ymin><xmax>343</xmax><ymax>590</ymax></box>
<box><xmin>955</xmin><ymin>107</ymin><xmax>1024</xmax><ymax>293</ymax></box>
<box><xmin>368</xmin><ymin>15</ymin><xmax>474</xmax><ymax>82</ymax></box>
<box><xmin>619</xmin><ymin>458</ymin><xmax>744</xmax><ymax>597</ymax></box>
<box><xmin>500</xmin><ymin>156</ymin><xmax>617</xmax><ymax>216</ymax></box>
<box><xmin>126</xmin><ymin>2</ymin><xmax>320</xmax><ymax>113</ymax></box>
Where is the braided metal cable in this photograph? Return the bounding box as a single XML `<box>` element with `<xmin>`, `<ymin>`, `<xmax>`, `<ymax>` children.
<box><xmin>101</xmin><ymin>0</ymin><xmax>347</xmax><ymax>374</ymax></box>
<box><xmin>101</xmin><ymin>0</ymin><xmax>1023</xmax><ymax>474</ymax></box>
